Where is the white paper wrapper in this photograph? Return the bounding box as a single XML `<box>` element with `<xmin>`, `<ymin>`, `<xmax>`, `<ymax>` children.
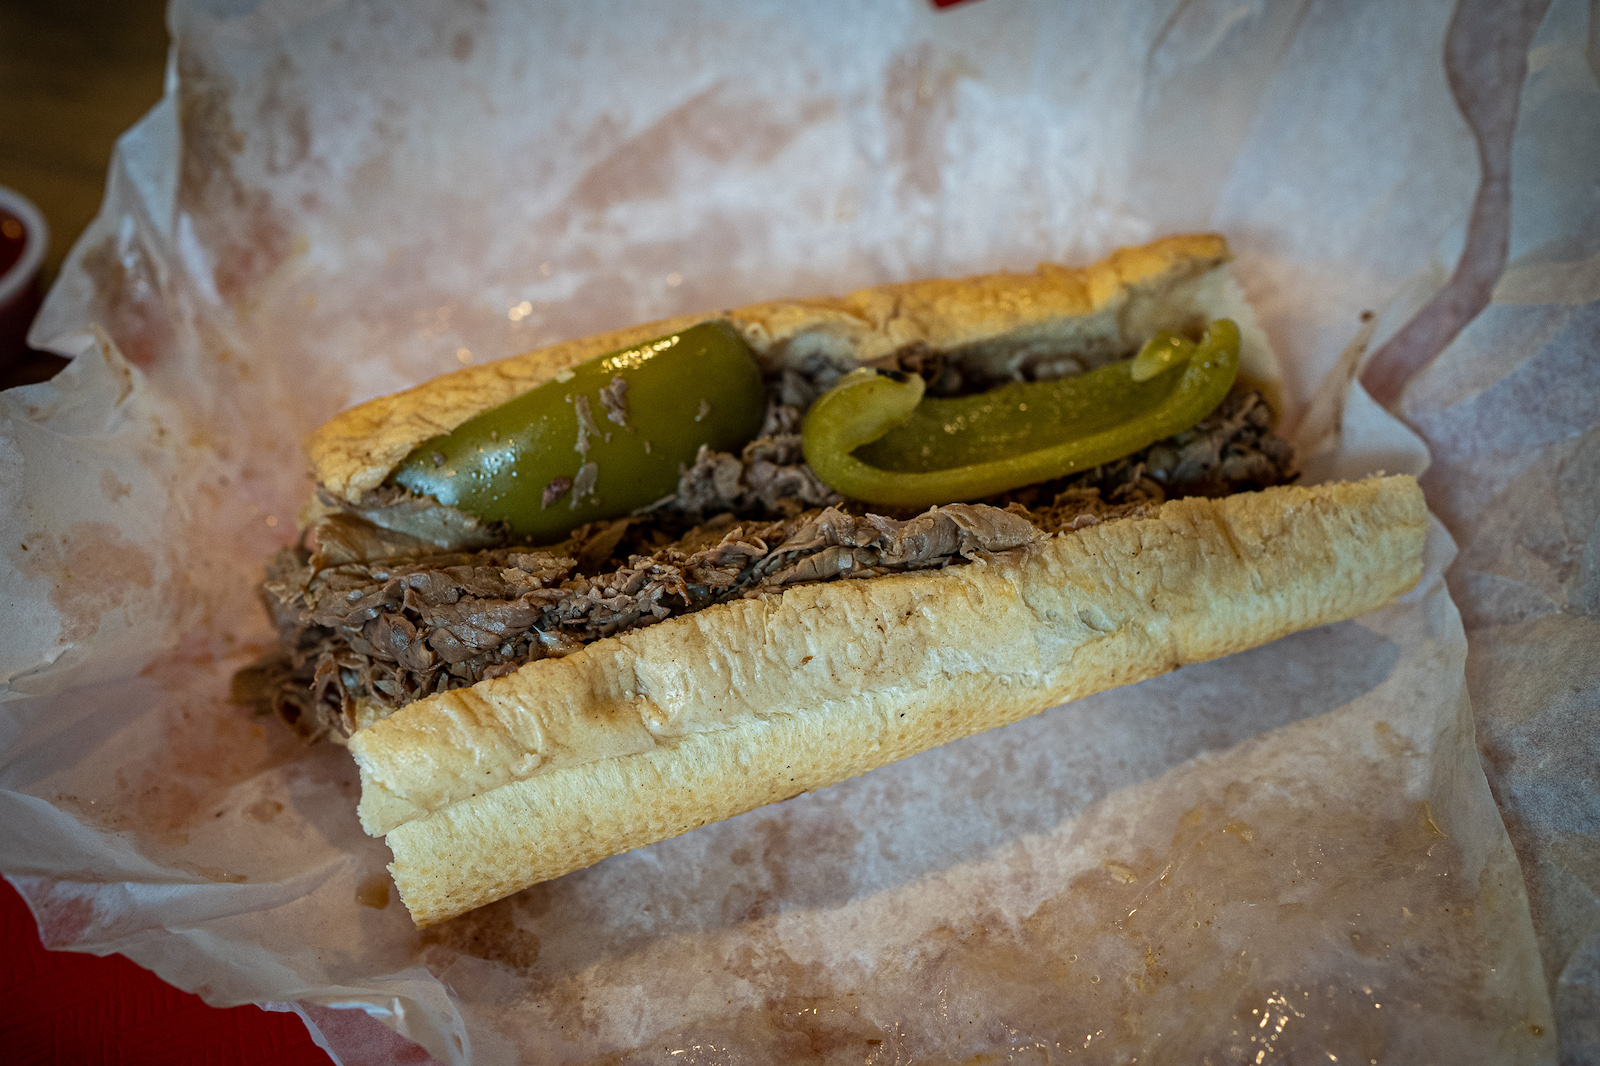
<box><xmin>1395</xmin><ymin>2</ymin><xmax>1600</xmax><ymax>1056</ymax></box>
<box><xmin>1</xmin><ymin>0</ymin><xmax>1592</xmax><ymax>1062</ymax></box>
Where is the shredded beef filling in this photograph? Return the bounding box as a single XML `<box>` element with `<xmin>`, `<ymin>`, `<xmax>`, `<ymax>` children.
<box><xmin>243</xmin><ymin>389</ymin><xmax>1295</xmax><ymax>741</ymax></box>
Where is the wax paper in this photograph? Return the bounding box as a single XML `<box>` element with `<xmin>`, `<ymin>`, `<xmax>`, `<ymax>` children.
<box><xmin>0</xmin><ymin>0</ymin><xmax>1591</xmax><ymax>1062</ymax></box>
<box><xmin>1394</xmin><ymin>1</ymin><xmax>1600</xmax><ymax>1056</ymax></box>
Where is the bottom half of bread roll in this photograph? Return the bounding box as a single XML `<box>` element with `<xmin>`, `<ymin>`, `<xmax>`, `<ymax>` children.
<box><xmin>360</xmin><ymin>476</ymin><xmax>1426</xmax><ymax>926</ymax></box>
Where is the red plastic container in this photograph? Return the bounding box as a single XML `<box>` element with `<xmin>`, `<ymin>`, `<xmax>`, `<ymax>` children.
<box><xmin>0</xmin><ymin>186</ymin><xmax>48</xmax><ymax>371</ymax></box>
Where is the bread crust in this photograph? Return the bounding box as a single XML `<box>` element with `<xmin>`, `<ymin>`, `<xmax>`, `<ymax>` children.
<box><xmin>356</xmin><ymin>476</ymin><xmax>1427</xmax><ymax>926</ymax></box>
<box><xmin>309</xmin><ymin>234</ymin><xmax>1255</xmax><ymax>503</ymax></box>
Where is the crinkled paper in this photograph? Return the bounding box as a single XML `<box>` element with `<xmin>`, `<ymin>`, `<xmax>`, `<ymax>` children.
<box><xmin>3</xmin><ymin>1</ymin><xmax>1594</xmax><ymax>1062</ymax></box>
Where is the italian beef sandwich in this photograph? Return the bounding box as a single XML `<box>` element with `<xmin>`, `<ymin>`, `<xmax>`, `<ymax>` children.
<box><xmin>241</xmin><ymin>233</ymin><xmax>1426</xmax><ymax>926</ymax></box>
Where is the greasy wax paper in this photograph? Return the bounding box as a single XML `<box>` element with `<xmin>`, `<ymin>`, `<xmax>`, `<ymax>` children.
<box><xmin>0</xmin><ymin>0</ymin><xmax>1592</xmax><ymax>1062</ymax></box>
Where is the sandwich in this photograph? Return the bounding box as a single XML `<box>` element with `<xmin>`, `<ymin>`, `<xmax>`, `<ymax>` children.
<box><xmin>243</xmin><ymin>233</ymin><xmax>1426</xmax><ymax>926</ymax></box>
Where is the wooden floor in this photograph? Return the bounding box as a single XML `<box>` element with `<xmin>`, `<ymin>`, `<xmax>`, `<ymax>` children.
<box><xmin>0</xmin><ymin>0</ymin><xmax>168</xmax><ymax>387</ymax></box>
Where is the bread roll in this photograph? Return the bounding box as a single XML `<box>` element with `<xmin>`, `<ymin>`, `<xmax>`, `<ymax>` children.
<box><xmin>309</xmin><ymin>234</ymin><xmax>1275</xmax><ymax>501</ymax></box>
<box><xmin>354</xmin><ymin>476</ymin><xmax>1423</xmax><ymax>926</ymax></box>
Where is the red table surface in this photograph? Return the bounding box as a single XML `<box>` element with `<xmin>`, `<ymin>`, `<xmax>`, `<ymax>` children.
<box><xmin>0</xmin><ymin>877</ymin><xmax>334</xmax><ymax>1066</ymax></box>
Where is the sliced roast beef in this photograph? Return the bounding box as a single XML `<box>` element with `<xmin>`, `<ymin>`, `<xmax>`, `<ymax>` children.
<box><xmin>249</xmin><ymin>390</ymin><xmax>1296</xmax><ymax>740</ymax></box>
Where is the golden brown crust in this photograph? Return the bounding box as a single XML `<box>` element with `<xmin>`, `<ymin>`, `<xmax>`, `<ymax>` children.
<box><xmin>360</xmin><ymin>476</ymin><xmax>1428</xmax><ymax>926</ymax></box>
<box><xmin>309</xmin><ymin>234</ymin><xmax>1245</xmax><ymax>502</ymax></box>
<box><xmin>724</xmin><ymin>232</ymin><xmax>1230</xmax><ymax>367</ymax></box>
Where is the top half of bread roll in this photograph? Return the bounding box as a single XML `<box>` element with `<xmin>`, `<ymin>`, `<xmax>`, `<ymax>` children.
<box><xmin>308</xmin><ymin>233</ymin><xmax>1278</xmax><ymax>504</ymax></box>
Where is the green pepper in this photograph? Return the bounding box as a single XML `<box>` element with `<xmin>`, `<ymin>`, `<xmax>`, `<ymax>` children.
<box><xmin>801</xmin><ymin>319</ymin><xmax>1240</xmax><ymax>508</ymax></box>
<box><xmin>392</xmin><ymin>321</ymin><xmax>766</xmax><ymax>541</ymax></box>
<box><xmin>1130</xmin><ymin>330</ymin><xmax>1197</xmax><ymax>382</ymax></box>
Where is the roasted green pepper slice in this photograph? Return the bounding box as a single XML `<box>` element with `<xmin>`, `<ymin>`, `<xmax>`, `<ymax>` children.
<box><xmin>392</xmin><ymin>321</ymin><xmax>766</xmax><ymax>541</ymax></box>
<box><xmin>801</xmin><ymin>319</ymin><xmax>1240</xmax><ymax>508</ymax></box>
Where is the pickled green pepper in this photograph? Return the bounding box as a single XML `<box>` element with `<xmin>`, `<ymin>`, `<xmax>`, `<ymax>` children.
<box><xmin>801</xmin><ymin>319</ymin><xmax>1241</xmax><ymax>508</ymax></box>
<box><xmin>392</xmin><ymin>321</ymin><xmax>766</xmax><ymax>541</ymax></box>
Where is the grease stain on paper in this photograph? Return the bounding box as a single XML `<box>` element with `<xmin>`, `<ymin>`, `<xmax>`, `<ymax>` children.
<box><xmin>12</xmin><ymin>521</ymin><xmax>155</xmax><ymax>644</ymax></box>
<box><xmin>175</xmin><ymin>50</ymin><xmax>295</xmax><ymax>302</ymax></box>
<box><xmin>421</xmin><ymin>888</ymin><xmax>543</xmax><ymax>971</ymax></box>
<box><xmin>356</xmin><ymin>875</ymin><xmax>392</xmax><ymax>910</ymax></box>
<box><xmin>49</xmin><ymin>648</ymin><xmax>329</xmax><ymax>849</ymax></box>
<box><xmin>566</xmin><ymin>83</ymin><xmax>837</xmax><ymax>211</ymax></box>
<box><xmin>99</xmin><ymin>471</ymin><xmax>132</xmax><ymax>503</ymax></box>
<box><xmin>883</xmin><ymin>43</ymin><xmax>978</xmax><ymax>201</ymax></box>
<box><xmin>566</xmin><ymin>769</ymin><xmax>1545</xmax><ymax>1064</ymax></box>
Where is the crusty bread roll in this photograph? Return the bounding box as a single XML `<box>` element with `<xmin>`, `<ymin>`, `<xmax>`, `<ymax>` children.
<box><xmin>309</xmin><ymin>233</ymin><xmax>1276</xmax><ymax>501</ymax></box>
<box><xmin>301</xmin><ymin>234</ymin><xmax>1426</xmax><ymax>926</ymax></box>
<box><xmin>361</xmin><ymin>477</ymin><xmax>1424</xmax><ymax>926</ymax></box>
